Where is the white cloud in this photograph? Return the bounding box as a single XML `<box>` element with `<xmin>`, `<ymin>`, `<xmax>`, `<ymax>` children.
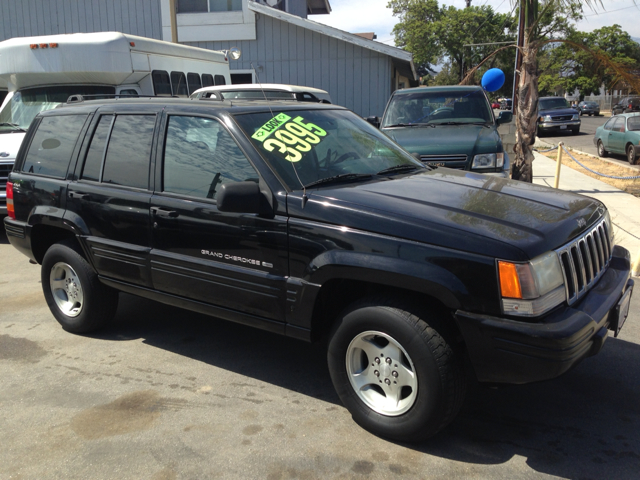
<box><xmin>309</xmin><ymin>0</ymin><xmax>640</xmax><ymax>44</ymax></box>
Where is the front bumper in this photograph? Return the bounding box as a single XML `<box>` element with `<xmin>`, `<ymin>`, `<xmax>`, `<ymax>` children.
<box><xmin>538</xmin><ymin>120</ymin><xmax>581</xmax><ymax>131</ymax></box>
<box><xmin>455</xmin><ymin>245</ymin><xmax>632</xmax><ymax>384</ymax></box>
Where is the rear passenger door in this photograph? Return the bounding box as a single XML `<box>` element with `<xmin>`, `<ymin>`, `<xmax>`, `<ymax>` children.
<box><xmin>67</xmin><ymin>108</ymin><xmax>162</xmax><ymax>287</ymax></box>
<box><xmin>149</xmin><ymin>112</ymin><xmax>289</xmax><ymax>323</ymax></box>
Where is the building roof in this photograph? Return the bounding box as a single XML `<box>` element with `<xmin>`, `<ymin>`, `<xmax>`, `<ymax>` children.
<box><xmin>248</xmin><ymin>2</ymin><xmax>416</xmax><ymax>81</ymax></box>
<box><xmin>307</xmin><ymin>0</ymin><xmax>331</xmax><ymax>15</ymax></box>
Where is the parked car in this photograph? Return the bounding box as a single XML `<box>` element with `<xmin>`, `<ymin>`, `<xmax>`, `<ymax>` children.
<box><xmin>537</xmin><ymin>97</ymin><xmax>581</xmax><ymax>136</ymax></box>
<box><xmin>190</xmin><ymin>83</ymin><xmax>332</xmax><ymax>104</ymax></box>
<box><xmin>500</xmin><ymin>98</ymin><xmax>512</xmax><ymax>110</ymax></box>
<box><xmin>577</xmin><ymin>100</ymin><xmax>600</xmax><ymax>116</ymax></box>
<box><xmin>612</xmin><ymin>97</ymin><xmax>640</xmax><ymax>116</ymax></box>
<box><xmin>4</xmin><ymin>97</ymin><xmax>633</xmax><ymax>443</ymax></box>
<box><xmin>594</xmin><ymin>113</ymin><xmax>640</xmax><ymax>164</ymax></box>
<box><xmin>371</xmin><ymin>85</ymin><xmax>513</xmax><ymax>177</ymax></box>
<box><xmin>491</xmin><ymin>101</ymin><xmax>500</xmax><ymax>109</ymax></box>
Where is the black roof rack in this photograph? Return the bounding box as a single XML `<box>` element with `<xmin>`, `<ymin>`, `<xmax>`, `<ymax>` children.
<box><xmin>66</xmin><ymin>94</ymin><xmax>178</xmax><ymax>104</ymax></box>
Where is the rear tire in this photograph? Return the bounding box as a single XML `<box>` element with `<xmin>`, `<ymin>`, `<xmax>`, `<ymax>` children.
<box><xmin>627</xmin><ymin>145</ymin><xmax>638</xmax><ymax>165</ymax></box>
<box><xmin>597</xmin><ymin>140</ymin><xmax>608</xmax><ymax>158</ymax></box>
<box><xmin>327</xmin><ymin>296</ymin><xmax>467</xmax><ymax>442</ymax></box>
<box><xmin>41</xmin><ymin>239</ymin><xmax>119</xmax><ymax>333</ymax></box>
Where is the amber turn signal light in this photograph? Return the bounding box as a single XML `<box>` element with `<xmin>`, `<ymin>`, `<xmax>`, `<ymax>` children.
<box><xmin>498</xmin><ymin>261</ymin><xmax>522</xmax><ymax>299</ymax></box>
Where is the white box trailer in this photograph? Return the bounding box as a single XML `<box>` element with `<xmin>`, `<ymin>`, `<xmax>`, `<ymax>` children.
<box><xmin>0</xmin><ymin>32</ymin><xmax>232</xmax><ymax>214</ymax></box>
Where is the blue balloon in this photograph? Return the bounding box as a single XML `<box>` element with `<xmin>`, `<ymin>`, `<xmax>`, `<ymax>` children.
<box><xmin>481</xmin><ymin>68</ymin><xmax>505</xmax><ymax>92</ymax></box>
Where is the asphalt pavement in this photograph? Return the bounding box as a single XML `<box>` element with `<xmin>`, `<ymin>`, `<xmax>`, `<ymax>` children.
<box><xmin>1</xmin><ymin>222</ymin><xmax>640</xmax><ymax>479</ymax></box>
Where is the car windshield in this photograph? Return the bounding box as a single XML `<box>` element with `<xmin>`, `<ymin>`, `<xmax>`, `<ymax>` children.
<box><xmin>628</xmin><ymin>116</ymin><xmax>640</xmax><ymax>131</ymax></box>
<box><xmin>539</xmin><ymin>98</ymin><xmax>569</xmax><ymax>110</ymax></box>
<box><xmin>584</xmin><ymin>102</ymin><xmax>598</xmax><ymax>107</ymax></box>
<box><xmin>234</xmin><ymin>109</ymin><xmax>424</xmax><ymax>190</ymax></box>
<box><xmin>381</xmin><ymin>89</ymin><xmax>493</xmax><ymax>127</ymax></box>
<box><xmin>0</xmin><ymin>85</ymin><xmax>115</xmax><ymax>130</ymax></box>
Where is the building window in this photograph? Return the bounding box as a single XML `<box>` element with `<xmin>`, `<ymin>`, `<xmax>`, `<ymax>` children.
<box><xmin>178</xmin><ymin>0</ymin><xmax>242</xmax><ymax>13</ymax></box>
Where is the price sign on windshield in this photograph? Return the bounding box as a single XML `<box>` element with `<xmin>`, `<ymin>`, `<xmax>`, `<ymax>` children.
<box><xmin>252</xmin><ymin>113</ymin><xmax>327</xmax><ymax>162</ymax></box>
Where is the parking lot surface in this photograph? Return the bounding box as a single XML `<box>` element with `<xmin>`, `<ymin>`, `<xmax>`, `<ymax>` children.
<box><xmin>1</xmin><ymin>229</ymin><xmax>639</xmax><ymax>479</ymax></box>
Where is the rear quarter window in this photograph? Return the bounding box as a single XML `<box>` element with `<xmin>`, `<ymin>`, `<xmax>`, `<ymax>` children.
<box><xmin>22</xmin><ymin>115</ymin><xmax>88</xmax><ymax>177</ymax></box>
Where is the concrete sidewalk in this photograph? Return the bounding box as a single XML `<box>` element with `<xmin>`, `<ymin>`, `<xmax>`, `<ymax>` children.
<box><xmin>532</xmin><ymin>150</ymin><xmax>640</xmax><ymax>273</ymax></box>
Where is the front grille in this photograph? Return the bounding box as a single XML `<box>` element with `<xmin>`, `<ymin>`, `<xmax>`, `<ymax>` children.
<box><xmin>420</xmin><ymin>154</ymin><xmax>467</xmax><ymax>163</ymax></box>
<box><xmin>551</xmin><ymin>115</ymin><xmax>573</xmax><ymax>121</ymax></box>
<box><xmin>556</xmin><ymin>218</ymin><xmax>612</xmax><ymax>305</ymax></box>
<box><xmin>0</xmin><ymin>162</ymin><xmax>12</xmax><ymax>188</ymax></box>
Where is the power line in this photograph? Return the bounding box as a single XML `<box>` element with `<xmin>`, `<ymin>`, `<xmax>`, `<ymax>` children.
<box><xmin>583</xmin><ymin>4</ymin><xmax>640</xmax><ymax>17</ymax></box>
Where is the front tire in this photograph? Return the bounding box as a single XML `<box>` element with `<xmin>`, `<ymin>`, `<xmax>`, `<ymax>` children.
<box><xmin>327</xmin><ymin>297</ymin><xmax>467</xmax><ymax>442</ymax></box>
<box><xmin>598</xmin><ymin>140</ymin><xmax>608</xmax><ymax>158</ymax></box>
<box><xmin>571</xmin><ymin>127</ymin><xmax>580</xmax><ymax>135</ymax></box>
<box><xmin>42</xmin><ymin>240</ymin><xmax>119</xmax><ymax>333</ymax></box>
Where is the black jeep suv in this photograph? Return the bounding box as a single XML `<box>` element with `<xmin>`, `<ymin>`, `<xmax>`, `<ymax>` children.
<box><xmin>4</xmin><ymin>97</ymin><xmax>634</xmax><ymax>442</ymax></box>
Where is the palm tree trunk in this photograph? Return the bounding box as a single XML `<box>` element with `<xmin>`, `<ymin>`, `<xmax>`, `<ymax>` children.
<box><xmin>512</xmin><ymin>43</ymin><xmax>538</xmax><ymax>182</ymax></box>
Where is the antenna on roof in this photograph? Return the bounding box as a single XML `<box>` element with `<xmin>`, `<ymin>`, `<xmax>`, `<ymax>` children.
<box><xmin>251</xmin><ymin>62</ymin><xmax>308</xmax><ymax>208</ymax></box>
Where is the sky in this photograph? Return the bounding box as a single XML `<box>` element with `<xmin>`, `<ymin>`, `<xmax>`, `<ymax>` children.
<box><xmin>309</xmin><ymin>0</ymin><xmax>640</xmax><ymax>47</ymax></box>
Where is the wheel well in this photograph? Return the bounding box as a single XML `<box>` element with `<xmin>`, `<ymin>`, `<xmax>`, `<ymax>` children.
<box><xmin>30</xmin><ymin>226</ymin><xmax>80</xmax><ymax>264</ymax></box>
<box><xmin>309</xmin><ymin>279</ymin><xmax>460</xmax><ymax>344</ymax></box>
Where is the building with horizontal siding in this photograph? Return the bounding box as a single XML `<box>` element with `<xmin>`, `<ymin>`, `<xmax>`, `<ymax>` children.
<box><xmin>0</xmin><ymin>0</ymin><xmax>416</xmax><ymax>117</ymax></box>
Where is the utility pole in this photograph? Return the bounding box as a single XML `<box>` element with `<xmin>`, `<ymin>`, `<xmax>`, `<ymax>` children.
<box><xmin>512</xmin><ymin>0</ymin><xmax>526</xmax><ymax>120</ymax></box>
<box><xmin>169</xmin><ymin>0</ymin><xmax>178</xmax><ymax>43</ymax></box>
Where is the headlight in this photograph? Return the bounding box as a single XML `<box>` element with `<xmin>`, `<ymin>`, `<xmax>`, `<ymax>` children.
<box><xmin>543</xmin><ymin>115</ymin><xmax>552</xmax><ymax>122</ymax></box>
<box><xmin>572</xmin><ymin>114</ymin><xmax>580</xmax><ymax>120</ymax></box>
<box><xmin>472</xmin><ymin>153</ymin><xmax>497</xmax><ymax>169</ymax></box>
<box><xmin>498</xmin><ymin>251</ymin><xmax>566</xmax><ymax>317</ymax></box>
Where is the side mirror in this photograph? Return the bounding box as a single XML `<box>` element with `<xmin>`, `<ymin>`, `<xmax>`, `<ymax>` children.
<box><xmin>496</xmin><ymin>111</ymin><xmax>513</xmax><ymax>125</ymax></box>
<box><xmin>216</xmin><ymin>181</ymin><xmax>270</xmax><ymax>215</ymax></box>
<box><xmin>366</xmin><ymin>116</ymin><xmax>380</xmax><ymax>129</ymax></box>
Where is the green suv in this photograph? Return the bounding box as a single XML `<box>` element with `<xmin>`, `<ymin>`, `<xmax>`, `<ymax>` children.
<box><xmin>374</xmin><ymin>86</ymin><xmax>513</xmax><ymax>176</ymax></box>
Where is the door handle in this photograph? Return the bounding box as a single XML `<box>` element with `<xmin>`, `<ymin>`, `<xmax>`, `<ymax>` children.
<box><xmin>69</xmin><ymin>191</ymin><xmax>90</xmax><ymax>200</ymax></box>
<box><xmin>151</xmin><ymin>206</ymin><xmax>179</xmax><ymax>218</ymax></box>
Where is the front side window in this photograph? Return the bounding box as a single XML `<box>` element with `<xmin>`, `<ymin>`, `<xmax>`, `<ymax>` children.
<box><xmin>235</xmin><ymin>109</ymin><xmax>423</xmax><ymax>190</ymax></box>
<box><xmin>382</xmin><ymin>89</ymin><xmax>493</xmax><ymax>127</ymax></box>
<box><xmin>163</xmin><ymin>116</ymin><xmax>257</xmax><ymax>200</ymax></box>
<box><xmin>603</xmin><ymin>117</ymin><xmax>616</xmax><ymax>131</ymax></box>
<box><xmin>22</xmin><ymin>115</ymin><xmax>88</xmax><ymax>177</ymax></box>
<box><xmin>0</xmin><ymin>86</ymin><xmax>114</xmax><ymax>130</ymax></box>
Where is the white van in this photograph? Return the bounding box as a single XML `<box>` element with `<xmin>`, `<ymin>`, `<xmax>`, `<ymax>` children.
<box><xmin>190</xmin><ymin>83</ymin><xmax>333</xmax><ymax>104</ymax></box>
<box><xmin>0</xmin><ymin>31</ymin><xmax>232</xmax><ymax>215</ymax></box>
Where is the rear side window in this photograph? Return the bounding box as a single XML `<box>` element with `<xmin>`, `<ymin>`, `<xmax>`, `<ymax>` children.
<box><xmin>187</xmin><ymin>73</ymin><xmax>202</xmax><ymax>95</ymax></box>
<box><xmin>152</xmin><ymin>70</ymin><xmax>172</xmax><ymax>96</ymax></box>
<box><xmin>171</xmin><ymin>72</ymin><xmax>188</xmax><ymax>97</ymax></box>
<box><xmin>202</xmin><ymin>74</ymin><xmax>214</xmax><ymax>87</ymax></box>
<box><xmin>81</xmin><ymin>115</ymin><xmax>114</xmax><ymax>182</ymax></box>
<box><xmin>214</xmin><ymin>75</ymin><xmax>226</xmax><ymax>86</ymax></box>
<box><xmin>22</xmin><ymin>115</ymin><xmax>87</xmax><ymax>177</ymax></box>
<box><xmin>101</xmin><ymin>115</ymin><xmax>156</xmax><ymax>189</ymax></box>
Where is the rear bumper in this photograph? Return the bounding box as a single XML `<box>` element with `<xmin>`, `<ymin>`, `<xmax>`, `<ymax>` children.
<box><xmin>455</xmin><ymin>245</ymin><xmax>632</xmax><ymax>384</ymax></box>
<box><xmin>3</xmin><ymin>217</ymin><xmax>34</xmax><ymax>260</ymax></box>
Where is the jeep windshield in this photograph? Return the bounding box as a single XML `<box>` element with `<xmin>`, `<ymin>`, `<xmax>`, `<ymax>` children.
<box><xmin>381</xmin><ymin>89</ymin><xmax>493</xmax><ymax>128</ymax></box>
<box><xmin>234</xmin><ymin>109</ymin><xmax>424</xmax><ymax>190</ymax></box>
<box><xmin>0</xmin><ymin>85</ymin><xmax>115</xmax><ymax>130</ymax></box>
<box><xmin>539</xmin><ymin>98</ymin><xmax>570</xmax><ymax>110</ymax></box>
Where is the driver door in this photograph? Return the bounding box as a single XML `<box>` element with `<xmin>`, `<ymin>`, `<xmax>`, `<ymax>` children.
<box><xmin>149</xmin><ymin>112</ymin><xmax>289</xmax><ymax>323</ymax></box>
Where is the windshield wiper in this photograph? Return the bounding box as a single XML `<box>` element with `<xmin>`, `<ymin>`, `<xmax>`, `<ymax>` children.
<box><xmin>0</xmin><ymin>122</ymin><xmax>27</xmax><ymax>132</ymax></box>
<box><xmin>303</xmin><ymin>173</ymin><xmax>372</xmax><ymax>189</ymax></box>
<box><xmin>376</xmin><ymin>164</ymin><xmax>424</xmax><ymax>176</ymax></box>
<box><xmin>384</xmin><ymin>123</ymin><xmax>434</xmax><ymax>128</ymax></box>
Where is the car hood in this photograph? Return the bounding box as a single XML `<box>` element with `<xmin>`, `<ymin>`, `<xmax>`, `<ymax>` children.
<box><xmin>0</xmin><ymin>131</ymin><xmax>26</xmax><ymax>160</ymax></box>
<box><xmin>538</xmin><ymin>107</ymin><xmax>579</xmax><ymax>117</ymax></box>
<box><xmin>289</xmin><ymin>169</ymin><xmax>604</xmax><ymax>261</ymax></box>
<box><xmin>383</xmin><ymin>124</ymin><xmax>501</xmax><ymax>158</ymax></box>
